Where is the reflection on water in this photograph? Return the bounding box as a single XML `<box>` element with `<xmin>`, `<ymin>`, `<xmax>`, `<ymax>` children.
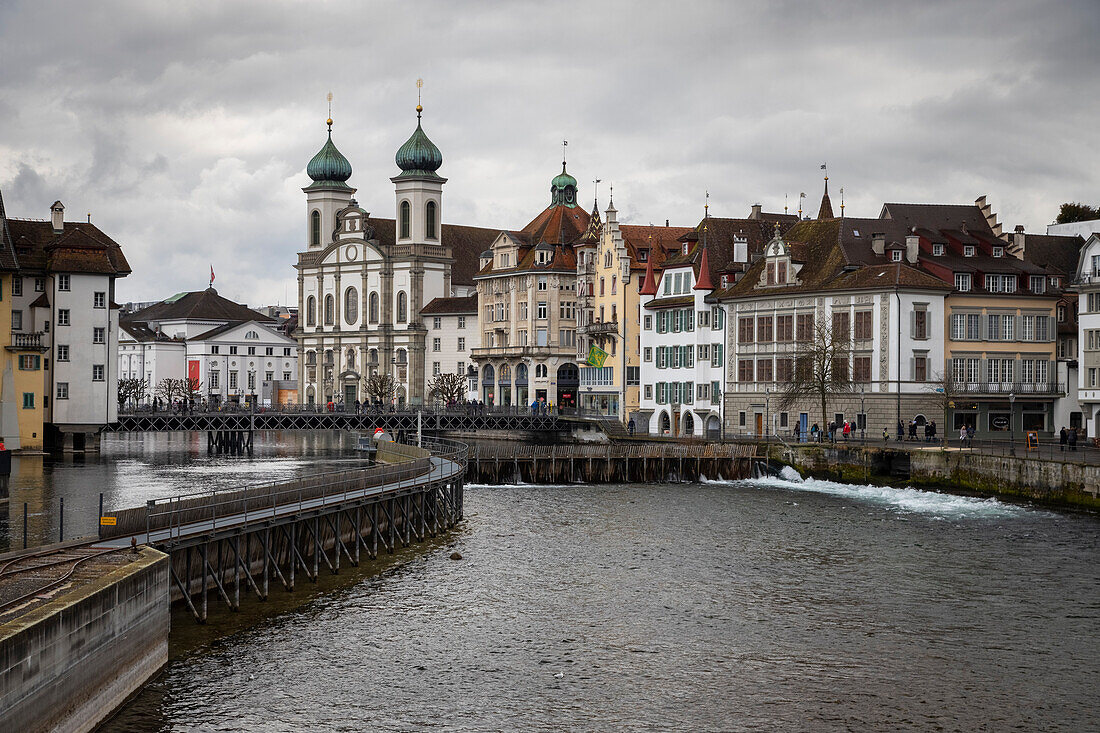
<box><xmin>104</xmin><ymin>475</ymin><xmax>1099</xmax><ymax>732</ymax></box>
<box><xmin>1</xmin><ymin>431</ymin><xmax>365</xmax><ymax>551</ymax></box>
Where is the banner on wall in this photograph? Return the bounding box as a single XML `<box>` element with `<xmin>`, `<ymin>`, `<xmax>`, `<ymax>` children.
<box><xmin>188</xmin><ymin>360</ymin><xmax>200</xmax><ymax>385</ymax></box>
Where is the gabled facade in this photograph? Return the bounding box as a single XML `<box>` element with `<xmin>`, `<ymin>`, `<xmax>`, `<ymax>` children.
<box><xmin>1072</xmin><ymin>233</ymin><xmax>1100</xmax><ymax>438</ymax></box>
<box><xmin>421</xmin><ymin>294</ymin><xmax>477</xmax><ymax>403</ymax></box>
<box><xmin>471</xmin><ymin>162</ymin><xmax>588</xmax><ymax>408</ymax></box>
<box><xmin>714</xmin><ymin>217</ymin><xmax>950</xmax><ymax>439</ymax></box>
<box><xmin>882</xmin><ymin>202</ymin><xmax>1062</xmax><ymax>437</ymax></box>
<box><xmin>120</xmin><ymin>289</ymin><xmax>298</xmax><ymax>407</ymax></box>
<box><xmin>2</xmin><ymin>194</ymin><xmax>130</xmax><ymax>450</ymax></box>
<box><xmin>294</xmin><ymin>110</ymin><xmax>496</xmax><ymax>408</ymax></box>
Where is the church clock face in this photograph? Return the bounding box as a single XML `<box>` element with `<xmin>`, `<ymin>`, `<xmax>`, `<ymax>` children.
<box><xmin>345</xmin><ymin>245</ymin><xmax>358</xmax><ymax>261</ymax></box>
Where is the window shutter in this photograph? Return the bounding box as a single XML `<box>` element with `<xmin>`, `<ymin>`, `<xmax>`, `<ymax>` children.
<box><xmin>909</xmin><ymin>311</ymin><xmax>915</xmax><ymax>339</ymax></box>
<box><xmin>909</xmin><ymin>357</ymin><xmax>915</xmax><ymax>381</ymax></box>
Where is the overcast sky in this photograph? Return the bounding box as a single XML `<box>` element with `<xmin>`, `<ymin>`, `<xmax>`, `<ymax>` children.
<box><xmin>1</xmin><ymin>0</ymin><xmax>1097</xmax><ymax>307</ymax></box>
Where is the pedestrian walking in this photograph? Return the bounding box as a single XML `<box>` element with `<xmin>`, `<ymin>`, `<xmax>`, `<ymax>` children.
<box><xmin>1060</xmin><ymin>426</ymin><xmax>1068</xmax><ymax>452</ymax></box>
<box><xmin>1069</xmin><ymin>427</ymin><xmax>1078</xmax><ymax>451</ymax></box>
<box><xmin>842</xmin><ymin>421</ymin><xmax>851</xmax><ymax>441</ymax></box>
<box><xmin>897</xmin><ymin>420</ymin><xmax>904</xmax><ymax>442</ymax></box>
<box><xmin>793</xmin><ymin>422</ymin><xmax>801</xmax><ymax>442</ymax></box>
<box><xmin>966</xmin><ymin>424</ymin><xmax>975</xmax><ymax>447</ymax></box>
<box><xmin>959</xmin><ymin>424</ymin><xmax>967</xmax><ymax>447</ymax></box>
<box><xmin>882</xmin><ymin>427</ymin><xmax>889</xmax><ymax>444</ymax></box>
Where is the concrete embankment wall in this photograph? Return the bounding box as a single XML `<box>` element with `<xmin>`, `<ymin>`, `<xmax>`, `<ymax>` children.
<box><xmin>775</xmin><ymin>444</ymin><xmax>1100</xmax><ymax>509</ymax></box>
<box><xmin>0</xmin><ymin>548</ymin><xmax>169</xmax><ymax>733</ymax></box>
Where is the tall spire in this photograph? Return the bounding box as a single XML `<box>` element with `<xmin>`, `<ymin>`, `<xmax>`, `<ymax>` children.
<box><xmin>695</xmin><ymin>192</ymin><xmax>714</xmax><ymax>290</ymax></box>
<box><xmin>817</xmin><ymin>165</ymin><xmax>834</xmax><ymax>219</ymax></box>
<box><xmin>639</xmin><ymin>244</ymin><xmax>659</xmax><ymax>296</ymax></box>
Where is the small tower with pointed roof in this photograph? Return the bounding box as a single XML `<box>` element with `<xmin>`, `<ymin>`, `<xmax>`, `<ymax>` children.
<box><xmin>817</xmin><ymin>174</ymin><xmax>834</xmax><ymax>220</ymax></box>
<box><xmin>391</xmin><ymin>89</ymin><xmax>447</xmax><ymax>248</ymax></box>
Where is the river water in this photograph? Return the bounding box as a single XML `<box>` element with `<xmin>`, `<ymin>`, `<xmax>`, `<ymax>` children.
<box><xmin>5</xmin><ymin>434</ymin><xmax>1099</xmax><ymax>731</ymax></box>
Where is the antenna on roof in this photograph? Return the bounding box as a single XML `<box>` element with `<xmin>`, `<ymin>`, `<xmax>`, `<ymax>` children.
<box><xmin>562</xmin><ymin>139</ymin><xmax>568</xmax><ymax>167</ymax></box>
<box><xmin>840</xmin><ymin>187</ymin><xmax>845</xmax><ymax>217</ymax></box>
<box><xmin>784</xmin><ymin>193</ymin><xmax>788</xmax><ymax>215</ymax></box>
<box><xmin>87</xmin><ymin>212</ymin><xmax>91</xmax><ymax>223</ymax></box>
<box><xmin>326</xmin><ymin>92</ymin><xmax>333</xmax><ymax>131</ymax></box>
<box><xmin>798</xmin><ymin>192</ymin><xmax>806</xmax><ymax>219</ymax></box>
<box><xmin>593</xmin><ymin>178</ymin><xmax>601</xmax><ymax>209</ymax></box>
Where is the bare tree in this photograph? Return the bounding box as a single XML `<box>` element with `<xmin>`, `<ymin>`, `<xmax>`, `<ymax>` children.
<box><xmin>362</xmin><ymin>372</ymin><xmax>398</xmax><ymax>405</ymax></box>
<box><xmin>117</xmin><ymin>377</ymin><xmax>148</xmax><ymax>411</ymax></box>
<box><xmin>183</xmin><ymin>377</ymin><xmax>203</xmax><ymax>403</ymax></box>
<box><xmin>779</xmin><ymin>316</ymin><xmax>853</xmax><ymax>430</ymax></box>
<box><xmin>428</xmin><ymin>372</ymin><xmax>467</xmax><ymax>405</ymax></box>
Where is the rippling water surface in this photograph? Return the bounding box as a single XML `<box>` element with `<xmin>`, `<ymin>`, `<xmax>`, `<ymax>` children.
<box><xmin>90</xmin><ymin>438</ymin><xmax>1100</xmax><ymax>732</ymax></box>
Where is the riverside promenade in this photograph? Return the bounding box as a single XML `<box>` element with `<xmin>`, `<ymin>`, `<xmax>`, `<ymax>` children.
<box><xmin>0</xmin><ymin>437</ymin><xmax>468</xmax><ymax>733</ymax></box>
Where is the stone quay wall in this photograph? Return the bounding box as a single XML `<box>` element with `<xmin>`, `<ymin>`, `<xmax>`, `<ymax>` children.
<box><xmin>773</xmin><ymin>444</ymin><xmax>1100</xmax><ymax>509</ymax></box>
<box><xmin>0</xmin><ymin>547</ymin><xmax>169</xmax><ymax>733</ymax></box>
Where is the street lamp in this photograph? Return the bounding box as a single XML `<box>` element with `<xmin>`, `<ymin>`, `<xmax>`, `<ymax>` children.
<box><xmin>1009</xmin><ymin>391</ymin><xmax>1016</xmax><ymax>456</ymax></box>
<box><xmin>859</xmin><ymin>384</ymin><xmax>866</xmax><ymax>442</ymax></box>
<box><xmin>764</xmin><ymin>386</ymin><xmax>771</xmax><ymax>450</ymax></box>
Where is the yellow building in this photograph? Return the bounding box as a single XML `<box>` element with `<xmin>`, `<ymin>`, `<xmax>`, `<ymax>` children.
<box><xmin>580</xmin><ymin>200</ymin><xmax>691</xmax><ymax>420</ymax></box>
<box><xmin>0</xmin><ymin>191</ymin><xmax>45</xmax><ymax>450</ymax></box>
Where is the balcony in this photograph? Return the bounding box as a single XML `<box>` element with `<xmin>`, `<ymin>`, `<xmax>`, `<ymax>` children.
<box><xmin>6</xmin><ymin>332</ymin><xmax>47</xmax><ymax>351</ymax></box>
<box><xmin>580</xmin><ymin>320</ymin><xmax>618</xmax><ymax>336</ymax></box>
<box><xmin>953</xmin><ymin>381</ymin><xmax>1064</xmax><ymax>396</ymax></box>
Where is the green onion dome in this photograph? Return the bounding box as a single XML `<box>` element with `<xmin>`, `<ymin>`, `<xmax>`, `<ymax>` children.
<box><xmin>552</xmin><ymin>162</ymin><xmax>577</xmax><ymax>191</ymax></box>
<box><xmin>307</xmin><ymin>120</ymin><xmax>352</xmax><ymax>184</ymax></box>
<box><xmin>395</xmin><ymin>106</ymin><xmax>443</xmax><ymax>177</ymax></box>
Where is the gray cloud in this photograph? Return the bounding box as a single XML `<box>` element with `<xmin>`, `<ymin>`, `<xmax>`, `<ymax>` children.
<box><xmin>0</xmin><ymin>0</ymin><xmax>1097</xmax><ymax>306</ymax></box>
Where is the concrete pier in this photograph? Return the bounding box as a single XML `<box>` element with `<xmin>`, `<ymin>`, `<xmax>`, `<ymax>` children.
<box><xmin>0</xmin><ymin>547</ymin><xmax>169</xmax><ymax>733</ymax></box>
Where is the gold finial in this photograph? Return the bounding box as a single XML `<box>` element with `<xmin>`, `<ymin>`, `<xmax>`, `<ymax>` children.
<box><xmin>705</xmin><ymin>189</ymin><xmax>710</xmax><ymax>216</ymax></box>
<box><xmin>416</xmin><ymin>78</ymin><xmax>423</xmax><ymax>113</ymax></box>
<box><xmin>326</xmin><ymin>92</ymin><xmax>333</xmax><ymax>127</ymax></box>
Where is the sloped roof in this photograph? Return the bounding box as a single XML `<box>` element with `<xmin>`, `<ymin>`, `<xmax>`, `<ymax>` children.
<box><xmin>128</xmin><ymin>288</ymin><xmax>274</xmax><ymax>324</ymax></box>
<box><xmin>1019</xmin><ymin>233</ymin><xmax>1085</xmax><ymax>277</ymax></box>
<box><xmin>0</xmin><ymin>190</ymin><xmax>19</xmax><ymax>271</ymax></box>
<box><xmin>880</xmin><ymin>202</ymin><xmax>993</xmax><ymax>235</ymax></box>
<box><xmin>189</xmin><ymin>320</ymin><xmax>282</xmax><ymax>341</ymax></box>
<box><xmin>620</xmin><ymin>224</ymin><xmax>694</xmax><ymax>271</ymax></box>
<box><xmin>119</xmin><ymin>320</ymin><xmax>185</xmax><ymax>343</ymax></box>
<box><xmin>7</xmin><ymin>219</ymin><xmax>130</xmax><ymax>275</ymax></box>
<box><xmin>421</xmin><ymin>294</ymin><xmax>478</xmax><ymax>315</ymax></box>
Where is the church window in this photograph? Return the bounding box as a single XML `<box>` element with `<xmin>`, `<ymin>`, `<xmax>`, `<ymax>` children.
<box><xmin>369</xmin><ymin>292</ymin><xmax>379</xmax><ymax>323</ymax></box>
<box><xmin>306</xmin><ymin>350</ymin><xmax>316</xmax><ymax>365</ymax></box>
<box><xmin>324</xmin><ymin>294</ymin><xmax>334</xmax><ymax>325</ymax></box>
<box><xmin>400</xmin><ymin>201</ymin><xmax>411</xmax><ymax>239</ymax></box>
<box><xmin>306</xmin><ymin>296</ymin><xmax>316</xmax><ymax>325</ymax></box>
<box><xmin>426</xmin><ymin>201</ymin><xmax>437</xmax><ymax>239</ymax></box>
<box><xmin>397</xmin><ymin>291</ymin><xmax>408</xmax><ymax>323</ymax></box>
<box><xmin>344</xmin><ymin>287</ymin><xmax>358</xmax><ymax>324</ymax></box>
<box><xmin>347</xmin><ymin>349</ymin><xmax>355</xmax><ymax>369</ymax></box>
<box><xmin>310</xmin><ymin>210</ymin><xmax>321</xmax><ymax>247</ymax></box>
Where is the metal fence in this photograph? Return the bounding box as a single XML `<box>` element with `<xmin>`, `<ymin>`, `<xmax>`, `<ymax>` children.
<box><xmin>100</xmin><ymin>437</ymin><xmax>468</xmax><ymax>541</ymax></box>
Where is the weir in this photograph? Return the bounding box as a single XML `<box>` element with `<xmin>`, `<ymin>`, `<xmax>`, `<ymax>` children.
<box><xmin>465</xmin><ymin>442</ymin><xmax>757</xmax><ymax>483</ymax></box>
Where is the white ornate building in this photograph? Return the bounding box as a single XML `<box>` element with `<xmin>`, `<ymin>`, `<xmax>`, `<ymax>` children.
<box><xmin>294</xmin><ymin>107</ymin><xmax>495</xmax><ymax>406</ymax></box>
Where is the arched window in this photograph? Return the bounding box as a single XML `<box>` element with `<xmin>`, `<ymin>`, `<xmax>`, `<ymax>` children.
<box><xmin>344</xmin><ymin>287</ymin><xmax>358</xmax><ymax>324</ymax></box>
<box><xmin>245</xmin><ymin>330</ymin><xmax>259</xmax><ymax>339</ymax></box>
<box><xmin>426</xmin><ymin>201</ymin><xmax>437</xmax><ymax>239</ymax></box>
<box><xmin>396</xmin><ymin>348</ymin><xmax>407</xmax><ymax>365</ymax></box>
<box><xmin>324</xmin><ymin>294</ymin><xmax>334</xmax><ymax>325</ymax></box>
<box><xmin>369</xmin><ymin>292</ymin><xmax>379</xmax><ymax>323</ymax></box>
<box><xmin>369</xmin><ymin>348</ymin><xmax>378</xmax><ymax>364</ymax></box>
<box><xmin>397</xmin><ymin>291</ymin><xmax>408</xmax><ymax>323</ymax></box>
<box><xmin>346</xmin><ymin>349</ymin><xmax>355</xmax><ymax>369</ymax></box>
<box><xmin>310</xmin><ymin>210</ymin><xmax>321</xmax><ymax>247</ymax></box>
<box><xmin>306</xmin><ymin>350</ymin><xmax>316</xmax><ymax>365</ymax></box>
<box><xmin>400</xmin><ymin>201</ymin><xmax>411</xmax><ymax>239</ymax></box>
<box><xmin>306</xmin><ymin>296</ymin><xmax>316</xmax><ymax>326</ymax></box>
<box><xmin>324</xmin><ymin>349</ymin><xmax>334</xmax><ymax>364</ymax></box>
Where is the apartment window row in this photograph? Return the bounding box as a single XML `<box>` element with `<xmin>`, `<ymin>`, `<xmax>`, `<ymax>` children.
<box><xmin>655</xmin><ymin>345</ymin><xmax>695</xmax><ymax>369</ymax></box>
<box><xmin>654</xmin><ymin>381</ymin><xmax>695</xmax><ymax>405</ymax></box>
<box><xmin>654</xmin><ymin>308</ymin><xmax>695</xmax><ymax>334</ymax></box>
<box><xmin>950</xmin><ymin>357</ymin><xmax>1049</xmax><ymax>384</ymax></box>
<box><xmin>950</xmin><ymin>313</ymin><xmax>1051</xmax><ymax>342</ymax></box>
<box><xmin>661</xmin><ymin>271</ymin><xmax>693</xmax><ymax>296</ymax></box>
<box><xmin>580</xmin><ymin>367</ymin><xmax>614</xmax><ymax>386</ymax></box>
<box><xmin>736</xmin><ymin>355</ymin><xmax>873</xmax><ymax>383</ymax></box>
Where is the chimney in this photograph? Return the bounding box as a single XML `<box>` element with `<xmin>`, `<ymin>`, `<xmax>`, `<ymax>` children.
<box><xmin>1013</xmin><ymin>225</ymin><xmax>1025</xmax><ymax>257</ymax></box>
<box><xmin>905</xmin><ymin>232</ymin><xmax>920</xmax><ymax>263</ymax></box>
<box><xmin>871</xmin><ymin>232</ymin><xmax>885</xmax><ymax>256</ymax></box>
<box><xmin>750</xmin><ymin>203</ymin><xmax>762</xmax><ymax>219</ymax></box>
<box><xmin>665</xmin><ymin>219</ymin><xmax>669</xmax><ymax>227</ymax></box>
<box><xmin>50</xmin><ymin>200</ymin><xmax>64</xmax><ymax>234</ymax></box>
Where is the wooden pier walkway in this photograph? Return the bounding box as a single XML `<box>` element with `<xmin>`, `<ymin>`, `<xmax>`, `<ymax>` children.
<box><xmin>466</xmin><ymin>442</ymin><xmax>757</xmax><ymax>484</ymax></box>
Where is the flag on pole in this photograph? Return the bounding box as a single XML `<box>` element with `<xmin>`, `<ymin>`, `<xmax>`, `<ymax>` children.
<box><xmin>210</xmin><ymin>265</ymin><xmax>215</xmax><ymax>286</ymax></box>
<box><xmin>820</xmin><ymin>164</ymin><xmax>827</xmax><ymax>170</ymax></box>
<box><xmin>586</xmin><ymin>345</ymin><xmax>608</xmax><ymax>367</ymax></box>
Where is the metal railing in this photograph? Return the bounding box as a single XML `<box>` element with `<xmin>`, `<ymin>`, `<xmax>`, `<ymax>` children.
<box><xmin>952</xmin><ymin>381</ymin><xmax>1064</xmax><ymax>395</ymax></box>
<box><xmin>100</xmin><ymin>437</ymin><xmax>468</xmax><ymax>542</ymax></box>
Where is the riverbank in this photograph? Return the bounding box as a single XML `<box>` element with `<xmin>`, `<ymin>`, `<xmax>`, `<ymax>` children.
<box><xmin>769</xmin><ymin>443</ymin><xmax>1100</xmax><ymax>510</ymax></box>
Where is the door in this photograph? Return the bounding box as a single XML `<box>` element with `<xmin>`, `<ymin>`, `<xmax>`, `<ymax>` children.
<box><xmin>799</xmin><ymin>413</ymin><xmax>808</xmax><ymax>441</ymax></box>
<box><xmin>754</xmin><ymin>412</ymin><xmax>763</xmax><ymax>436</ymax></box>
<box><xmin>344</xmin><ymin>384</ymin><xmax>357</xmax><ymax>405</ymax></box>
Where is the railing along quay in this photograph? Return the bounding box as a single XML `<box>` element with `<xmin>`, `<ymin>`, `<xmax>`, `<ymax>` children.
<box><xmin>465</xmin><ymin>442</ymin><xmax>757</xmax><ymax>484</ymax></box>
<box><xmin>96</xmin><ymin>438</ymin><xmax>468</xmax><ymax>623</ymax></box>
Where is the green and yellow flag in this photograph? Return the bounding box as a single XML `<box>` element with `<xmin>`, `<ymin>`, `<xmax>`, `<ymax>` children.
<box><xmin>586</xmin><ymin>345</ymin><xmax>609</xmax><ymax>367</ymax></box>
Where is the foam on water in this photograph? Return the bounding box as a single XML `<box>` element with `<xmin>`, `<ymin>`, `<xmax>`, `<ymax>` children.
<box><xmin>741</xmin><ymin>473</ymin><xmax>1027</xmax><ymax>519</ymax></box>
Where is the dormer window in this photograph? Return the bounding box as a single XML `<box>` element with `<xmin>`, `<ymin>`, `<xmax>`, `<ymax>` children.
<box><xmin>933</xmin><ymin>243</ymin><xmax>945</xmax><ymax>256</ymax></box>
<box><xmin>993</xmin><ymin>246</ymin><xmax>1004</xmax><ymax>258</ymax></box>
<box><xmin>683</xmin><ymin>243</ymin><xmax>689</xmax><ymax>255</ymax></box>
<box><xmin>639</xmin><ymin>249</ymin><xmax>649</xmax><ymax>262</ymax></box>
<box><xmin>1030</xmin><ymin>275</ymin><xmax>1045</xmax><ymax>293</ymax></box>
<box><xmin>721</xmin><ymin>274</ymin><xmax>729</xmax><ymax>287</ymax></box>
<box><xmin>891</xmin><ymin>250</ymin><xmax>902</xmax><ymax>262</ymax></box>
<box><xmin>955</xmin><ymin>273</ymin><xmax>971</xmax><ymax>292</ymax></box>
<box><xmin>1050</xmin><ymin>276</ymin><xmax>1060</xmax><ymax>288</ymax></box>
<box><xmin>964</xmin><ymin>245</ymin><xmax>975</xmax><ymax>257</ymax></box>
